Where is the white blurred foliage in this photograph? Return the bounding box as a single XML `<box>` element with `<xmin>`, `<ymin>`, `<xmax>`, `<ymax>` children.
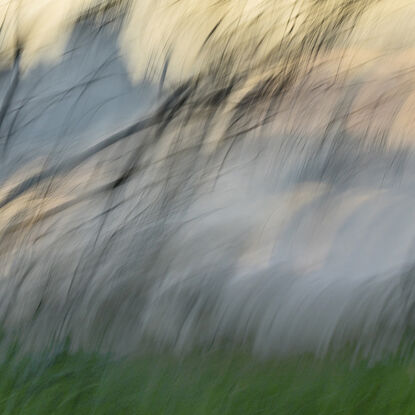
<box><xmin>0</xmin><ymin>0</ymin><xmax>414</xmax><ymax>359</ymax></box>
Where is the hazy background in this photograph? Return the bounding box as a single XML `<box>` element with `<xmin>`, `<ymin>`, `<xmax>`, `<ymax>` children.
<box><xmin>0</xmin><ymin>0</ymin><xmax>414</xmax><ymax>359</ymax></box>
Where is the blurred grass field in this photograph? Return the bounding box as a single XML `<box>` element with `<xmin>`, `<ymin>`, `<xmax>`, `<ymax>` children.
<box><xmin>0</xmin><ymin>349</ymin><xmax>414</xmax><ymax>415</ymax></box>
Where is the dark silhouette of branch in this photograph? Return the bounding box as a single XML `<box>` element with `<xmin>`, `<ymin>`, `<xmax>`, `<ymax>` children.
<box><xmin>0</xmin><ymin>47</ymin><xmax>21</xmax><ymax>132</ymax></box>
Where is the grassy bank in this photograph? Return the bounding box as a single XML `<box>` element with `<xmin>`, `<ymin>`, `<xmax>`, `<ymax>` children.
<box><xmin>0</xmin><ymin>350</ymin><xmax>414</xmax><ymax>414</ymax></box>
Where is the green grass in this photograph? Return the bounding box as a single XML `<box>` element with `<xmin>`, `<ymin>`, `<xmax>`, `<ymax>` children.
<box><xmin>0</xmin><ymin>349</ymin><xmax>414</xmax><ymax>414</ymax></box>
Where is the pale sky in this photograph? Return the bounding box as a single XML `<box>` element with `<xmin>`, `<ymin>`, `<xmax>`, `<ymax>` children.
<box><xmin>0</xmin><ymin>0</ymin><xmax>413</xmax><ymax>82</ymax></box>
